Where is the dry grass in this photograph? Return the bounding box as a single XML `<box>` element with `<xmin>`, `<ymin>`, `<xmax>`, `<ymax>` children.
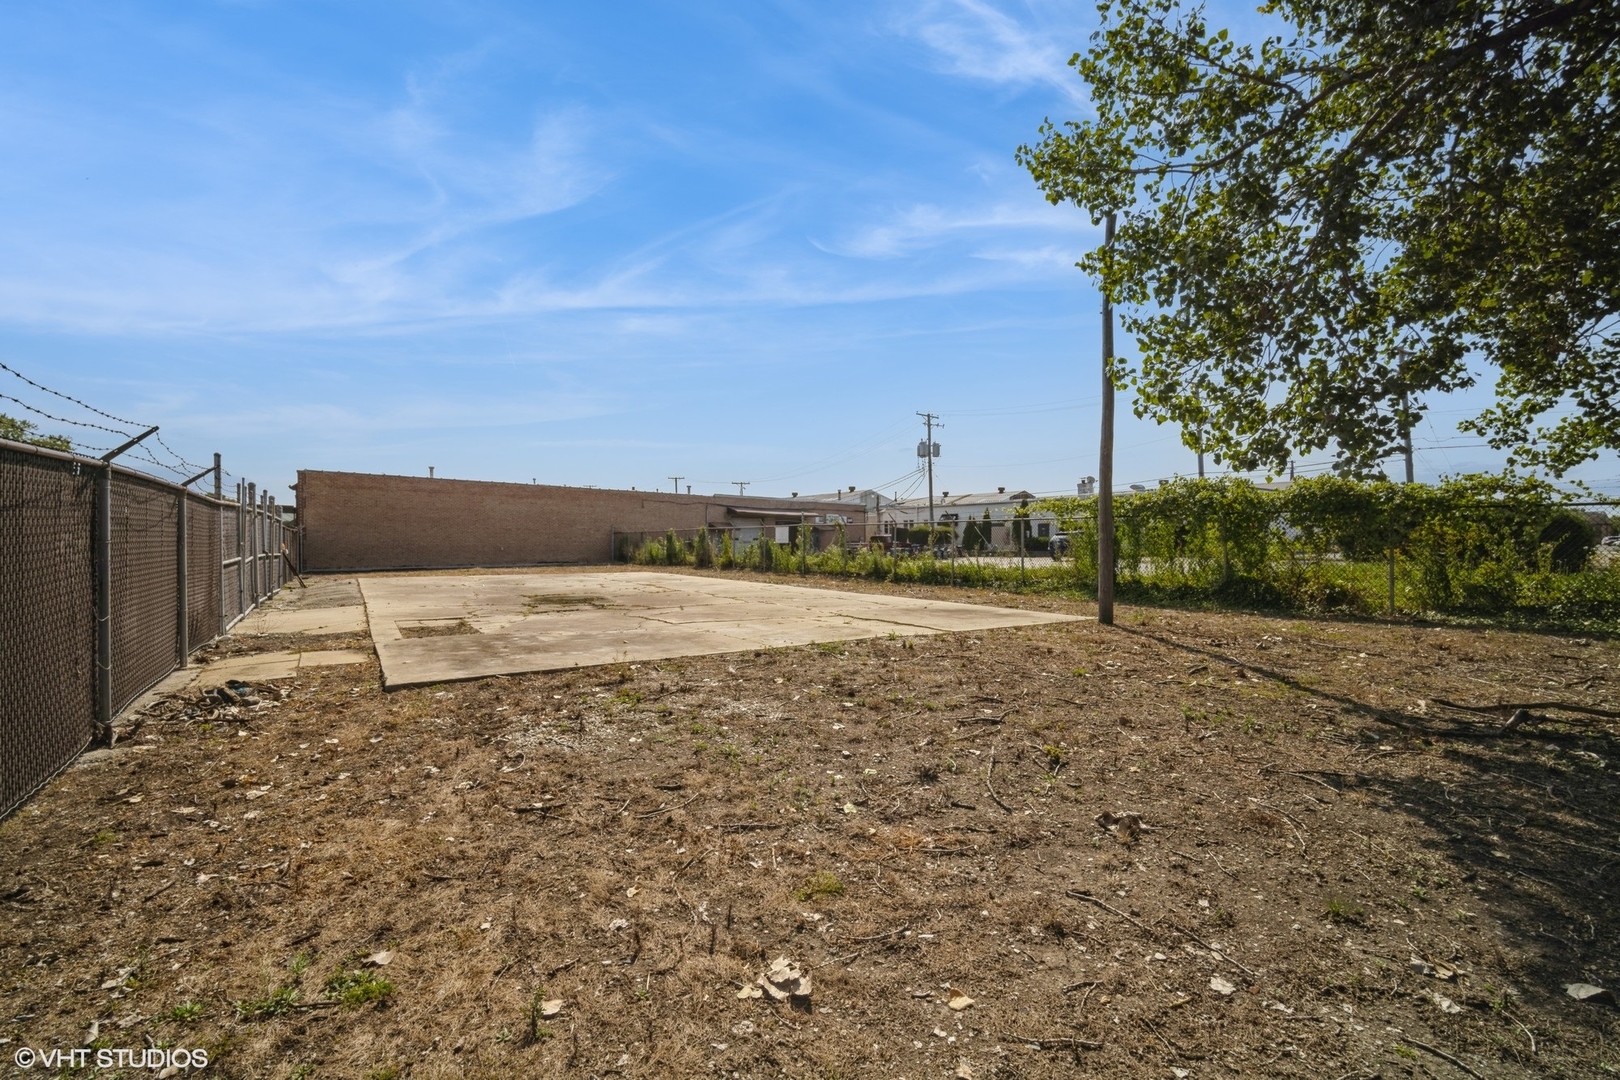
<box><xmin>2</xmin><ymin>575</ymin><xmax>1618</xmax><ymax>1079</ymax></box>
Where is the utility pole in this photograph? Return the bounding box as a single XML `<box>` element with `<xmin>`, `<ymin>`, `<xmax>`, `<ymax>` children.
<box><xmin>917</xmin><ymin>412</ymin><xmax>940</xmax><ymax>547</ymax></box>
<box><xmin>1196</xmin><ymin>425</ymin><xmax>1205</xmax><ymax>479</ymax></box>
<box><xmin>1097</xmin><ymin>211</ymin><xmax>1117</xmax><ymax>626</ymax></box>
<box><xmin>1401</xmin><ymin>395</ymin><xmax>1415</xmax><ymax>484</ymax></box>
<box><xmin>732</xmin><ymin>481</ymin><xmax>749</xmax><ymax>496</ymax></box>
<box><xmin>668</xmin><ymin>476</ymin><xmax>684</xmax><ymax>495</ymax></box>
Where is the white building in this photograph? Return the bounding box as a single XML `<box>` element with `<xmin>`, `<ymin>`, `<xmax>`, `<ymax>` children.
<box><xmin>884</xmin><ymin>488</ymin><xmax>1061</xmax><ymax>549</ymax></box>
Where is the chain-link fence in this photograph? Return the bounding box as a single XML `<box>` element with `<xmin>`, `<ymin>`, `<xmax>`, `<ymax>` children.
<box><xmin>0</xmin><ymin>438</ymin><xmax>292</xmax><ymax>819</ymax></box>
<box><xmin>0</xmin><ymin>444</ymin><xmax>95</xmax><ymax>825</ymax></box>
<box><xmin>612</xmin><ymin>520</ymin><xmax>875</xmax><ymax>566</ymax></box>
<box><xmin>617</xmin><ymin>484</ymin><xmax>1620</xmax><ymax>627</ymax></box>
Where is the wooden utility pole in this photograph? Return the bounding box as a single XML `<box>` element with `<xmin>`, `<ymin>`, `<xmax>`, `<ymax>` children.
<box><xmin>917</xmin><ymin>412</ymin><xmax>940</xmax><ymax>545</ymax></box>
<box><xmin>1097</xmin><ymin>212</ymin><xmax>1117</xmax><ymax>625</ymax></box>
<box><xmin>1401</xmin><ymin>400</ymin><xmax>1415</xmax><ymax>484</ymax></box>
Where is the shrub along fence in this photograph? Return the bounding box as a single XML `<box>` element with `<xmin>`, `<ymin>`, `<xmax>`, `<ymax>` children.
<box><xmin>621</xmin><ymin>477</ymin><xmax>1620</xmax><ymax>628</ymax></box>
<box><xmin>1033</xmin><ymin>475</ymin><xmax>1617</xmax><ymax>623</ymax></box>
<box><xmin>1</xmin><ymin>438</ymin><xmax>292</xmax><ymax>819</ymax></box>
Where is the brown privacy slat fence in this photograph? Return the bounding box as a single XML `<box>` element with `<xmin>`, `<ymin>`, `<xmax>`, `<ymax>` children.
<box><xmin>0</xmin><ymin>438</ymin><xmax>293</xmax><ymax>819</ymax></box>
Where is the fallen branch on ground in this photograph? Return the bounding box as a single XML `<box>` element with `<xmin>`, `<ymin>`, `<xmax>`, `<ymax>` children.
<box><xmin>1403</xmin><ymin>1038</ymin><xmax>1485</xmax><ymax>1079</ymax></box>
<box><xmin>1432</xmin><ymin>698</ymin><xmax>1619</xmax><ymax>720</ymax></box>
<box><xmin>1067</xmin><ymin>890</ymin><xmax>1258</xmax><ymax>978</ymax></box>
<box><xmin>636</xmin><ymin>793</ymin><xmax>699</xmax><ymax>818</ymax></box>
<box><xmin>1003</xmin><ymin>1032</ymin><xmax>1103</xmax><ymax>1051</ymax></box>
<box><xmin>985</xmin><ymin>748</ymin><xmax>1014</xmax><ymax>813</ymax></box>
<box><xmin>952</xmin><ymin>709</ymin><xmax>1015</xmax><ymax>725</ymax></box>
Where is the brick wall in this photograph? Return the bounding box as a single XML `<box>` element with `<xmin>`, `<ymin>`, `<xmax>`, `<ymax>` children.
<box><xmin>294</xmin><ymin>470</ymin><xmax>866</xmax><ymax>571</ymax></box>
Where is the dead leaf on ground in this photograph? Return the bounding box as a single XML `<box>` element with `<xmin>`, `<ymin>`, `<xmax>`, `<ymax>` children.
<box><xmin>758</xmin><ymin>956</ymin><xmax>811</xmax><ymax>1002</ymax></box>
<box><xmin>1566</xmin><ymin>983</ymin><xmax>1610</xmax><ymax>1002</ymax></box>
<box><xmin>1095</xmin><ymin>810</ymin><xmax>1143</xmax><ymax>844</ymax></box>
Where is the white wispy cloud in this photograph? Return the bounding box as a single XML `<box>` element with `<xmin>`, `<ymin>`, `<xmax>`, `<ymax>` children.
<box><xmin>814</xmin><ymin>197</ymin><xmax>1093</xmax><ymax>260</ymax></box>
<box><xmin>0</xmin><ymin>5</ymin><xmax>1097</xmax><ymax>339</ymax></box>
<box><xmin>897</xmin><ymin>0</ymin><xmax>1090</xmax><ymax>108</ymax></box>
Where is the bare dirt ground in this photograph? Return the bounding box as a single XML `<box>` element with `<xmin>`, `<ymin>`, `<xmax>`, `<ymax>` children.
<box><xmin>4</xmin><ymin>567</ymin><xmax>1619</xmax><ymax>1079</ymax></box>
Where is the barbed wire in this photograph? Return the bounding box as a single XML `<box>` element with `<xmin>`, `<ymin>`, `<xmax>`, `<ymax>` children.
<box><xmin>0</xmin><ymin>360</ymin><xmax>142</xmax><ymax>426</ymax></box>
<box><xmin>0</xmin><ymin>359</ymin><xmax>229</xmax><ymax>480</ymax></box>
<box><xmin>153</xmin><ymin>431</ymin><xmax>211</xmax><ymax>474</ymax></box>
<box><xmin>0</xmin><ymin>394</ymin><xmax>133</xmax><ymax>437</ymax></box>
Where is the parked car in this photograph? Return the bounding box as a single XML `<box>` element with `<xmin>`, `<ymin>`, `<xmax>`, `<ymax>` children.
<box><xmin>1603</xmin><ymin>535</ymin><xmax>1620</xmax><ymax>547</ymax></box>
<box><xmin>1049</xmin><ymin>534</ymin><xmax>1070</xmax><ymax>559</ymax></box>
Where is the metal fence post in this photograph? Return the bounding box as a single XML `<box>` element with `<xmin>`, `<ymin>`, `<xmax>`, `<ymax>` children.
<box><xmin>177</xmin><ymin>492</ymin><xmax>189</xmax><ymax>667</ymax></box>
<box><xmin>272</xmin><ymin>498</ymin><xmax>281</xmax><ymax>592</ymax></box>
<box><xmin>217</xmin><ymin>498</ymin><xmax>226</xmax><ymax>638</ymax></box>
<box><xmin>1387</xmin><ymin>551</ymin><xmax>1397</xmax><ymax>617</ymax></box>
<box><xmin>214</xmin><ymin>456</ymin><xmax>224</xmax><ymax>637</ymax></box>
<box><xmin>237</xmin><ymin>481</ymin><xmax>246</xmax><ymax>619</ymax></box>
<box><xmin>262</xmin><ymin>491</ymin><xmax>271</xmax><ymax>597</ymax></box>
<box><xmin>247</xmin><ymin>482</ymin><xmax>258</xmax><ymax>604</ymax></box>
<box><xmin>94</xmin><ymin>464</ymin><xmax>113</xmax><ymax>728</ymax></box>
<box><xmin>261</xmin><ymin>491</ymin><xmax>271</xmax><ymax>597</ymax></box>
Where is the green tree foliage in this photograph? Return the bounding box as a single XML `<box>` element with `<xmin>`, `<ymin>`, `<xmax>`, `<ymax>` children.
<box><xmin>962</xmin><ymin>511</ymin><xmax>992</xmax><ymax>552</ymax></box>
<box><xmin>1036</xmin><ymin>473</ymin><xmax>1609</xmax><ymax>614</ymax></box>
<box><xmin>0</xmin><ymin>412</ymin><xmax>72</xmax><ymax>452</ymax></box>
<box><xmin>1019</xmin><ymin>0</ymin><xmax>1619</xmax><ymax>476</ymax></box>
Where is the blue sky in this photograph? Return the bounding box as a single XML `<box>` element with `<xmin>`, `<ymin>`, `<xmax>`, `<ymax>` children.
<box><xmin>0</xmin><ymin>0</ymin><xmax>1613</xmax><ymax>503</ymax></box>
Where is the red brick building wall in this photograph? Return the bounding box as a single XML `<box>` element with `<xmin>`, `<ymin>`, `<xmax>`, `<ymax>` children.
<box><xmin>294</xmin><ymin>470</ymin><xmax>864</xmax><ymax>571</ymax></box>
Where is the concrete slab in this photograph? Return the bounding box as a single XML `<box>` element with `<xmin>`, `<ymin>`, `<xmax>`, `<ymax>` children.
<box><xmin>236</xmin><ymin>605</ymin><xmax>368</xmax><ymax>637</ymax></box>
<box><xmin>184</xmin><ymin>649</ymin><xmax>372</xmax><ymax>688</ymax></box>
<box><xmin>359</xmin><ymin>571</ymin><xmax>1082</xmax><ymax>689</ymax></box>
<box><xmin>234</xmin><ymin>576</ymin><xmax>368</xmax><ymax>636</ymax></box>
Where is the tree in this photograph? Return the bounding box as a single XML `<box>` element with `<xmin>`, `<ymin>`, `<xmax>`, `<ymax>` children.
<box><xmin>1019</xmin><ymin>0</ymin><xmax>1619</xmax><ymax>477</ymax></box>
<box><xmin>0</xmin><ymin>412</ymin><xmax>72</xmax><ymax>452</ymax></box>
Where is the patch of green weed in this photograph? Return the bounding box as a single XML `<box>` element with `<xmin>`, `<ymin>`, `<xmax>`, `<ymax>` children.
<box><xmin>793</xmin><ymin>871</ymin><xmax>846</xmax><ymax>902</ymax></box>
<box><xmin>324</xmin><ymin>965</ymin><xmax>394</xmax><ymax>1009</ymax></box>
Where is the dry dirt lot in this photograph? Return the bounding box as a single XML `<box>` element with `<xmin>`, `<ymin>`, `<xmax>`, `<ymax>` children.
<box><xmin>3</xmin><ymin>568</ymin><xmax>1619</xmax><ymax>1079</ymax></box>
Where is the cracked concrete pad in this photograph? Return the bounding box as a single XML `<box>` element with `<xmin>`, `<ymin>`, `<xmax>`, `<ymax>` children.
<box><xmin>186</xmin><ymin>649</ymin><xmax>373</xmax><ymax>687</ymax></box>
<box><xmin>235</xmin><ymin>576</ymin><xmax>368</xmax><ymax>636</ymax></box>
<box><xmin>236</xmin><ymin>606</ymin><xmax>368</xmax><ymax>636</ymax></box>
<box><xmin>359</xmin><ymin>571</ymin><xmax>1082</xmax><ymax>689</ymax></box>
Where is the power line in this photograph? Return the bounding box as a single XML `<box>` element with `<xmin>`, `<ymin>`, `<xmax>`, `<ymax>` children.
<box><xmin>741</xmin><ymin>418</ymin><xmax>915</xmax><ymax>485</ymax></box>
<box><xmin>949</xmin><ymin>396</ymin><xmax>1102</xmax><ymax>418</ymax></box>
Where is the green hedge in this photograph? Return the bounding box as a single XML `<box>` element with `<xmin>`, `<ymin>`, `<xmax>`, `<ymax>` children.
<box><xmin>1032</xmin><ymin>474</ymin><xmax>1614</xmax><ymax>621</ymax></box>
